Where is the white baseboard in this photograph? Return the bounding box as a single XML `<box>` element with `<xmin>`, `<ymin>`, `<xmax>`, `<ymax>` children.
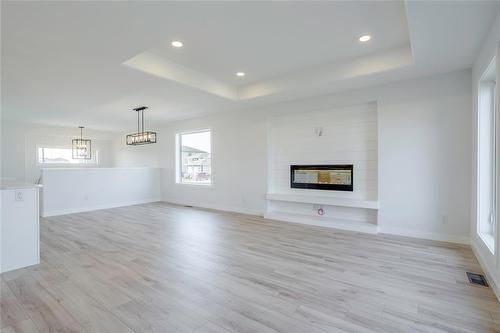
<box><xmin>161</xmin><ymin>198</ymin><xmax>263</xmax><ymax>216</ymax></box>
<box><xmin>471</xmin><ymin>241</ymin><xmax>500</xmax><ymax>302</ymax></box>
<box><xmin>377</xmin><ymin>226</ymin><xmax>470</xmax><ymax>245</ymax></box>
<box><xmin>42</xmin><ymin>198</ymin><xmax>161</xmax><ymax>217</ymax></box>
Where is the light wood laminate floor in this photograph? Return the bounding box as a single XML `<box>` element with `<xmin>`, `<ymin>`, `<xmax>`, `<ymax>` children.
<box><xmin>1</xmin><ymin>202</ymin><xmax>499</xmax><ymax>333</ymax></box>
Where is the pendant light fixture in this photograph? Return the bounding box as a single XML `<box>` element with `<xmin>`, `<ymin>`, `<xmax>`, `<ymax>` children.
<box><xmin>72</xmin><ymin>126</ymin><xmax>92</xmax><ymax>159</ymax></box>
<box><xmin>126</xmin><ymin>106</ymin><xmax>157</xmax><ymax>145</ymax></box>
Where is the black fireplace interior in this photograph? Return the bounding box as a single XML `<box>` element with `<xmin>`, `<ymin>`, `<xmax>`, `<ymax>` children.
<box><xmin>290</xmin><ymin>165</ymin><xmax>353</xmax><ymax>191</ymax></box>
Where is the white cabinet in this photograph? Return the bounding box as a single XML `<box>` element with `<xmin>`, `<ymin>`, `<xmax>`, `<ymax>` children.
<box><xmin>1</xmin><ymin>184</ymin><xmax>41</xmax><ymax>273</ymax></box>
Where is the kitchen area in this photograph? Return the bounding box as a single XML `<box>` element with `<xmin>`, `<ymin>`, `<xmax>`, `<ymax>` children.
<box><xmin>1</xmin><ymin>180</ymin><xmax>42</xmax><ymax>273</ymax></box>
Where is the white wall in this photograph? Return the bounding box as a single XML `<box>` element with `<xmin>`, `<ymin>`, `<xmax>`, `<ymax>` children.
<box><xmin>159</xmin><ymin>69</ymin><xmax>472</xmax><ymax>243</ymax></box>
<box><xmin>377</xmin><ymin>78</ymin><xmax>471</xmax><ymax>243</ymax></box>
<box><xmin>1</xmin><ymin>121</ymin><xmax>116</xmax><ymax>183</ymax></box>
<box><xmin>112</xmin><ymin>132</ymin><xmax>161</xmax><ymax>168</ymax></box>
<box><xmin>0</xmin><ymin>121</ymin><xmax>164</xmax><ymax>217</ymax></box>
<box><xmin>471</xmin><ymin>12</ymin><xmax>500</xmax><ymax>299</ymax></box>
<box><xmin>41</xmin><ymin>167</ymin><xmax>161</xmax><ymax>216</ymax></box>
<box><xmin>159</xmin><ymin>110</ymin><xmax>268</xmax><ymax>215</ymax></box>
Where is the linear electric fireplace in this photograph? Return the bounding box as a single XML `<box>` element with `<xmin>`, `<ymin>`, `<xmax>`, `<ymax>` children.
<box><xmin>290</xmin><ymin>165</ymin><xmax>353</xmax><ymax>191</ymax></box>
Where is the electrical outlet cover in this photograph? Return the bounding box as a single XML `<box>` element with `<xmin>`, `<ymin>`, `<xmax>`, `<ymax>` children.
<box><xmin>15</xmin><ymin>191</ymin><xmax>24</xmax><ymax>201</ymax></box>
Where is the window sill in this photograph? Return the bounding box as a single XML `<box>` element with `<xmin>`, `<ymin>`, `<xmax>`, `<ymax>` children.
<box><xmin>176</xmin><ymin>182</ymin><xmax>213</xmax><ymax>188</ymax></box>
<box><xmin>38</xmin><ymin>164</ymin><xmax>98</xmax><ymax>167</ymax></box>
<box><xmin>478</xmin><ymin>232</ymin><xmax>495</xmax><ymax>254</ymax></box>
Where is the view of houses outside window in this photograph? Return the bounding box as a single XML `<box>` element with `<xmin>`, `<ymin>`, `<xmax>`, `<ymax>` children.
<box><xmin>179</xmin><ymin>130</ymin><xmax>211</xmax><ymax>185</ymax></box>
<box><xmin>38</xmin><ymin>147</ymin><xmax>99</xmax><ymax>165</ymax></box>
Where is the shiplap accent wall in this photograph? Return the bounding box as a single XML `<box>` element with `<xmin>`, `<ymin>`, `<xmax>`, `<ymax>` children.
<box><xmin>268</xmin><ymin>102</ymin><xmax>378</xmax><ymax>200</ymax></box>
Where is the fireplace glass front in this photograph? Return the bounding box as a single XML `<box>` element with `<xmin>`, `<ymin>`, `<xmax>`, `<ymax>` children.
<box><xmin>290</xmin><ymin>165</ymin><xmax>353</xmax><ymax>191</ymax></box>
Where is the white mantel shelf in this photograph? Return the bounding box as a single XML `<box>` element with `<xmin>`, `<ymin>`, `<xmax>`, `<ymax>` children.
<box><xmin>266</xmin><ymin>193</ymin><xmax>379</xmax><ymax>210</ymax></box>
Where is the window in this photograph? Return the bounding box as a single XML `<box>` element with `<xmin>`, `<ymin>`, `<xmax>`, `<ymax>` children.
<box><xmin>38</xmin><ymin>147</ymin><xmax>99</xmax><ymax>165</ymax></box>
<box><xmin>477</xmin><ymin>58</ymin><xmax>497</xmax><ymax>252</ymax></box>
<box><xmin>176</xmin><ymin>130</ymin><xmax>211</xmax><ymax>185</ymax></box>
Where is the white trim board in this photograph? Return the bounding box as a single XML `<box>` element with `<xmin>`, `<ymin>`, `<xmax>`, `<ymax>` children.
<box><xmin>471</xmin><ymin>242</ymin><xmax>500</xmax><ymax>302</ymax></box>
<box><xmin>378</xmin><ymin>226</ymin><xmax>470</xmax><ymax>245</ymax></box>
<box><xmin>42</xmin><ymin>198</ymin><xmax>161</xmax><ymax>217</ymax></box>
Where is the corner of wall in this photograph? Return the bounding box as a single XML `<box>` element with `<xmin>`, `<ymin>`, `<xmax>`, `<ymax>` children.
<box><xmin>470</xmin><ymin>239</ymin><xmax>500</xmax><ymax>301</ymax></box>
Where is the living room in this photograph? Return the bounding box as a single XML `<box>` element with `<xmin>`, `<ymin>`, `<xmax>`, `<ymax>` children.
<box><xmin>1</xmin><ymin>1</ymin><xmax>499</xmax><ymax>332</ymax></box>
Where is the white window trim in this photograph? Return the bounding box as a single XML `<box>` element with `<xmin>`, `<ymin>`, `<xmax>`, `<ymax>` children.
<box><xmin>175</xmin><ymin>128</ymin><xmax>213</xmax><ymax>187</ymax></box>
<box><xmin>36</xmin><ymin>145</ymin><xmax>99</xmax><ymax>166</ymax></box>
<box><xmin>479</xmin><ymin>232</ymin><xmax>495</xmax><ymax>254</ymax></box>
<box><xmin>476</xmin><ymin>57</ymin><xmax>497</xmax><ymax>254</ymax></box>
<box><xmin>493</xmin><ymin>79</ymin><xmax>497</xmax><ymax>246</ymax></box>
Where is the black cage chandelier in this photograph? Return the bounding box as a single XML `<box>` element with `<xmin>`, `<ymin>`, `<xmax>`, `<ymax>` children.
<box><xmin>72</xmin><ymin>126</ymin><xmax>92</xmax><ymax>159</ymax></box>
<box><xmin>126</xmin><ymin>106</ymin><xmax>157</xmax><ymax>145</ymax></box>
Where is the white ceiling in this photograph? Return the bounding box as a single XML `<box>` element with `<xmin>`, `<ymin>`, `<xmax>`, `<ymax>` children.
<box><xmin>1</xmin><ymin>1</ymin><xmax>498</xmax><ymax>131</ymax></box>
<box><xmin>147</xmin><ymin>1</ymin><xmax>409</xmax><ymax>86</ymax></box>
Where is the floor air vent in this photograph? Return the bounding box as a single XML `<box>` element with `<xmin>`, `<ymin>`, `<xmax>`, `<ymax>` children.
<box><xmin>466</xmin><ymin>272</ymin><xmax>489</xmax><ymax>287</ymax></box>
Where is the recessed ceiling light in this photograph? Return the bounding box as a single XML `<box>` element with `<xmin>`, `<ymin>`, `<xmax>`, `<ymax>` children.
<box><xmin>171</xmin><ymin>40</ymin><xmax>183</xmax><ymax>48</ymax></box>
<box><xmin>359</xmin><ymin>35</ymin><xmax>371</xmax><ymax>42</ymax></box>
<box><xmin>236</xmin><ymin>72</ymin><xmax>246</xmax><ymax>77</ymax></box>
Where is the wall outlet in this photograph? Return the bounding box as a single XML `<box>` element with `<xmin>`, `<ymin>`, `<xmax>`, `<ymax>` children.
<box><xmin>314</xmin><ymin>126</ymin><xmax>323</xmax><ymax>137</ymax></box>
<box><xmin>441</xmin><ymin>214</ymin><xmax>448</xmax><ymax>225</ymax></box>
<box><xmin>15</xmin><ymin>190</ymin><xmax>24</xmax><ymax>202</ymax></box>
<box><xmin>313</xmin><ymin>204</ymin><xmax>325</xmax><ymax>215</ymax></box>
